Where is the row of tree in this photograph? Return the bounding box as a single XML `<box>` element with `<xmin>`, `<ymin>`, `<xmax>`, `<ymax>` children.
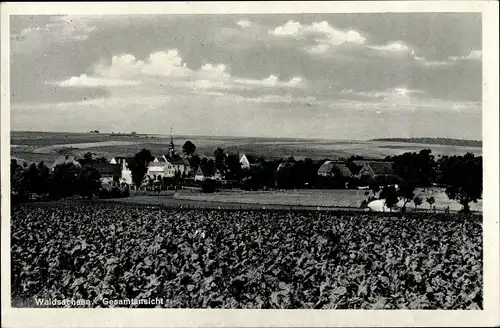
<box><xmin>11</xmin><ymin>160</ymin><xmax>104</xmax><ymax>202</ymax></box>
<box><xmin>11</xmin><ymin>153</ymin><xmax>130</xmax><ymax>203</ymax></box>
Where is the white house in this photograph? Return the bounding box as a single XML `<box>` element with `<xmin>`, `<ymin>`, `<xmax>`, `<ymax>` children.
<box><xmin>110</xmin><ymin>156</ymin><xmax>134</xmax><ymax>185</ymax></box>
<box><xmin>194</xmin><ymin>167</ymin><xmax>205</xmax><ymax>182</ymax></box>
<box><xmin>194</xmin><ymin>167</ymin><xmax>222</xmax><ymax>181</ymax></box>
<box><xmin>239</xmin><ymin>153</ymin><xmax>251</xmax><ymax>169</ymax></box>
<box><xmin>147</xmin><ymin>156</ymin><xmax>176</xmax><ymax>180</ymax></box>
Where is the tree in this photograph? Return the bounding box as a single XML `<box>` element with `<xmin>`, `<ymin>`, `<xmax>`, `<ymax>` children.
<box><xmin>379</xmin><ymin>185</ymin><xmax>399</xmax><ymax>212</ymax></box>
<box><xmin>77</xmin><ymin>166</ymin><xmax>102</xmax><ymax>199</ymax></box>
<box><xmin>399</xmin><ymin>182</ymin><xmax>415</xmax><ymax>212</ymax></box>
<box><xmin>36</xmin><ymin>161</ymin><xmax>51</xmax><ymax>195</ymax></box>
<box><xmin>182</xmin><ymin>141</ymin><xmax>197</xmax><ymax>157</ymax></box>
<box><xmin>129</xmin><ymin>148</ymin><xmax>154</xmax><ymax>188</ymax></box>
<box><xmin>11</xmin><ymin>159</ymin><xmax>28</xmax><ymax>202</ymax></box>
<box><xmin>225</xmin><ymin>153</ymin><xmax>243</xmax><ymax>181</ymax></box>
<box><xmin>413</xmin><ymin>196</ymin><xmax>423</xmax><ymax>210</ymax></box>
<box><xmin>426</xmin><ymin>196</ymin><xmax>435</xmax><ymax>210</ymax></box>
<box><xmin>391</xmin><ymin>149</ymin><xmax>436</xmax><ymax>187</ymax></box>
<box><xmin>189</xmin><ymin>154</ymin><xmax>201</xmax><ymax>175</ymax></box>
<box><xmin>49</xmin><ymin>163</ymin><xmax>82</xmax><ymax>199</ymax></box>
<box><xmin>438</xmin><ymin>153</ymin><xmax>482</xmax><ymax>213</ymax></box>
<box><xmin>214</xmin><ymin>147</ymin><xmax>226</xmax><ymax>173</ymax></box>
<box><xmin>200</xmin><ymin>158</ymin><xmax>216</xmax><ymax>178</ymax></box>
<box><xmin>370</xmin><ymin>182</ymin><xmax>380</xmax><ymax>197</ymax></box>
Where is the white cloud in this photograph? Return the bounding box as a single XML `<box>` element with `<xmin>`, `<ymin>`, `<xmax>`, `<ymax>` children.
<box><xmin>95</xmin><ymin>50</ymin><xmax>193</xmax><ymax>79</ymax></box>
<box><xmin>237</xmin><ymin>20</ymin><xmax>252</xmax><ymax>28</ymax></box>
<box><xmin>11</xmin><ymin>15</ymin><xmax>97</xmax><ymax>54</ymax></box>
<box><xmin>140</xmin><ymin>50</ymin><xmax>192</xmax><ymax>77</ymax></box>
<box><xmin>95</xmin><ymin>54</ymin><xmax>145</xmax><ymax>78</ymax></box>
<box><xmin>269</xmin><ymin>20</ymin><xmax>365</xmax><ymax>46</ymax></box>
<box><xmin>369</xmin><ymin>42</ymin><xmax>413</xmax><ymax>54</ymax></box>
<box><xmin>234</xmin><ymin>75</ymin><xmax>304</xmax><ymax>88</ymax></box>
<box><xmin>449</xmin><ymin>49</ymin><xmax>482</xmax><ymax>61</ymax></box>
<box><xmin>197</xmin><ymin>63</ymin><xmax>230</xmax><ymax>79</ymax></box>
<box><xmin>48</xmin><ymin>74</ymin><xmax>141</xmax><ymax>87</ymax></box>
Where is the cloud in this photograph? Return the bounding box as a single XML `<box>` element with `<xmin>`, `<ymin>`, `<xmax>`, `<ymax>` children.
<box><xmin>197</xmin><ymin>63</ymin><xmax>230</xmax><ymax>80</ymax></box>
<box><xmin>368</xmin><ymin>42</ymin><xmax>414</xmax><ymax>55</ymax></box>
<box><xmin>234</xmin><ymin>75</ymin><xmax>304</xmax><ymax>88</ymax></box>
<box><xmin>269</xmin><ymin>20</ymin><xmax>366</xmax><ymax>46</ymax></box>
<box><xmin>47</xmin><ymin>74</ymin><xmax>141</xmax><ymax>87</ymax></box>
<box><xmin>11</xmin><ymin>15</ymin><xmax>97</xmax><ymax>54</ymax></box>
<box><xmin>94</xmin><ymin>50</ymin><xmax>193</xmax><ymax>79</ymax></box>
<box><xmin>449</xmin><ymin>49</ymin><xmax>482</xmax><ymax>61</ymax></box>
<box><xmin>237</xmin><ymin>20</ymin><xmax>252</xmax><ymax>28</ymax></box>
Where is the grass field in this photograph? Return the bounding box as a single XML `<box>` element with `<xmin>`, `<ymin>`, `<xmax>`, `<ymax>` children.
<box><xmin>100</xmin><ymin>188</ymin><xmax>481</xmax><ymax>212</ymax></box>
<box><xmin>174</xmin><ymin>188</ymin><xmax>482</xmax><ymax>212</ymax></box>
<box><xmin>11</xmin><ymin>131</ymin><xmax>482</xmax><ymax>165</ymax></box>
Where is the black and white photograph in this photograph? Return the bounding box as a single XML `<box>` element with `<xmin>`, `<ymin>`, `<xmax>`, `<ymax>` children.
<box><xmin>1</xmin><ymin>2</ymin><xmax>499</xmax><ymax>327</ymax></box>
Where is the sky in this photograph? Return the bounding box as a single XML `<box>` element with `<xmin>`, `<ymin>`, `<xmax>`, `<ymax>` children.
<box><xmin>10</xmin><ymin>13</ymin><xmax>482</xmax><ymax>140</ymax></box>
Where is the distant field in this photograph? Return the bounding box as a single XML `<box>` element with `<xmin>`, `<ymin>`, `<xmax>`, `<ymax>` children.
<box><xmin>173</xmin><ymin>188</ymin><xmax>482</xmax><ymax>212</ymax></box>
<box><xmin>10</xmin><ymin>131</ymin><xmax>482</xmax><ymax>165</ymax></box>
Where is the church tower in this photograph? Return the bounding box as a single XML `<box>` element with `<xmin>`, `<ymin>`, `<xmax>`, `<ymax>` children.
<box><xmin>168</xmin><ymin>127</ymin><xmax>175</xmax><ymax>156</ymax></box>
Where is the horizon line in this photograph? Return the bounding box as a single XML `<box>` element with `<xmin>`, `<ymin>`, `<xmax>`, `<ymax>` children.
<box><xmin>10</xmin><ymin>129</ymin><xmax>483</xmax><ymax>143</ymax></box>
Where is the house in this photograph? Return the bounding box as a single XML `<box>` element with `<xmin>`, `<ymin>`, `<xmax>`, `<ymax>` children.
<box><xmin>147</xmin><ymin>156</ymin><xmax>176</xmax><ymax>180</ymax></box>
<box><xmin>239</xmin><ymin>153</ymin><xmax>251</xmax><ymax>169</ymax></box>
<box><xmin>358</xmin><ymin>161</ymin><xmax>396</xmax><ymax>180</ymax></box>
<box><xmin>84</xmin><ymin>162</ymin><xmax>122</xmax><ymax>188</ymax></box>
<box><xmin>51</xmin><ymin>155</ymin><xmax>82</xmax><ymax>171</ymax></box>
<box><xmin>317</xmin><ymin>161</ymin><xmax>352</xmax><ymax>178</ymax></box>
<box><xmin>110</xmin><ymin>156</ymin><xmax>134</xmax><ymax>185</ymax></box>
<box><xmin>164</xmin><ymin>154</ymin><xmax>191</xmax><ymax>176</ymax></box>
<box><xmin>194</xmin><ymin>167</ymin><xmax>222</xmax><ymax>181</ymax></box>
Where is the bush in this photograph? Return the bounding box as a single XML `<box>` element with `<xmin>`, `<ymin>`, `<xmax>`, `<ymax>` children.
<box><xmin>201</xmin><ymin>179</ymin><xmax>218</xmax><ymax>193</ymax></box>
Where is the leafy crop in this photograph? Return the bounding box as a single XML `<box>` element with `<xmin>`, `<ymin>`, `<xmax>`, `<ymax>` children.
<box><xmin>11</xmin><ymin>203</ymin><xmax>482</xmax><ymax>309</ymax></box>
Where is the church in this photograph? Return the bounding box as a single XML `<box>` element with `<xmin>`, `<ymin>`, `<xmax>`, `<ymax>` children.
<box><xmin>146</xmin><ymin>131</ymin><xmax>192</xmax><ymax>181</ymax></box>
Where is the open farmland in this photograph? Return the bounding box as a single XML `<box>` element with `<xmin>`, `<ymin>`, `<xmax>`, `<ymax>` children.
<box><xmin>10</xmin><ymin>131</ymin><xmax>482</xmax><ymax>165</ymax></box>
<box><xmin>173</xmin><ymin>188</ymin><xmax>482</xmax><ymax>212</ymax></box>
<box><xmin>12</xmin><ymin>203</ymin><xmax>482</xmax><ymax>309</ymax></box>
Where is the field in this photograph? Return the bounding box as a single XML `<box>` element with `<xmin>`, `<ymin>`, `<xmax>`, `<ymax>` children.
<box><xmin>11</xmin><ymin>202</ymin><xmax>482</xmax><ymax>309</ymax></box>
<box><xmin>11</xmin><ymin>131</ymin><xmax>482</xmax><ymax>165</ymax></box>
<box><xmin>110</xmin><ymin>188</ymin><xmax>482</xmax><ymax>212</ymax></box>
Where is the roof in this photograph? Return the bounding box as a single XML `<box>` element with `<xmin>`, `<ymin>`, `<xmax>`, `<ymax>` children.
<box><xmin>276</xmin><ymin>161</ymin><xmax>295</xmax><ymax>171</ymax></box>
<box><xmin>51</xmin><ymin>155</ymin><xmax>81</xmax><ymax>168</ymax></box>
<box><xmin>85</xmin><ymin>163</ymin><xmax>121</xmax><ymax>176</ymax></box>
<box><xmin>318</xmin><ymin>161</ymin><xmax>351</xmax><ymax>176</ymax></box>
<box><xmin>364</xmin><ymin>161</ymin><xmax>395</xmax><ymax>176</ymax></box>
<box><xmin>196</xmin><ymin>166</ymin><xmax>218</xmax><ymax>177</ymax></box>
<box><xmin>112</xmin><ymin>156</ymin><xmax>134</xmax><ymax>163</ymax></box>
<box><xmin>165</xmin><ymin>154</ymin><xmax>190</xmax><ymax>166</ymax></box>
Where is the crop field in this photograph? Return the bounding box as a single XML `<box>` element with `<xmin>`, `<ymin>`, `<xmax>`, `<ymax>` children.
<box><xmin>173</xmin><ymin>188</ymin><xmax>482</xmax><ymax>212</ymax></box>
<box><xmin>11</xmin><ymin>131</ymin><xmax>482</xmax><ymax>165</ymax></box>
<box><xmin>12</xmin><ymin>203</ymin><xmax>482</xmax><ymax>309</ymax></box>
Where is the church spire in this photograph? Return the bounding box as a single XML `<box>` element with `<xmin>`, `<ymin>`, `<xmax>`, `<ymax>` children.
<box><xmin>168</xmin><ymin>127</ymin><xmax>175</xmax><ymax>156</ymax></box>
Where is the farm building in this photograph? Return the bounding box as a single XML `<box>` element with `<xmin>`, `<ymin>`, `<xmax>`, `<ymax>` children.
<box><xmin>194</xmin><ymin>167</ymin><xmax>222</xmax><ymax>181</ymax></box>
<box><xmin>84</xmin><ymin>162</ymin><xmax>122</xmax><ymax>188</ymax></box>
<box><xmin>51</xmin><ymin>155</ymin><xmax>81</xmax><ymax>171</ymax></box>
<box><xmin>358</xmin><ymin>161</ymin><xmax>396</xmax><ymax>180</ymax></box>
<box><xmin>317</xmin><ymin>161</ymin><xmax>352</xmax><ymax>178</ymax></box>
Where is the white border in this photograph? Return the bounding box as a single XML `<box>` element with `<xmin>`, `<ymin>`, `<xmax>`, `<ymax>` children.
<box><xmin>1</xmin><ymin>2</ymin><xmax>499</xmax><ymax>327</ymax></box>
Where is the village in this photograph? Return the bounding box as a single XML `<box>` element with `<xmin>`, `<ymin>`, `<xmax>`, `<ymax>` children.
<box><xmin>47</xmin><ymin>133</ymin><xmax>401</xmax><ymax>193</ymax></box>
